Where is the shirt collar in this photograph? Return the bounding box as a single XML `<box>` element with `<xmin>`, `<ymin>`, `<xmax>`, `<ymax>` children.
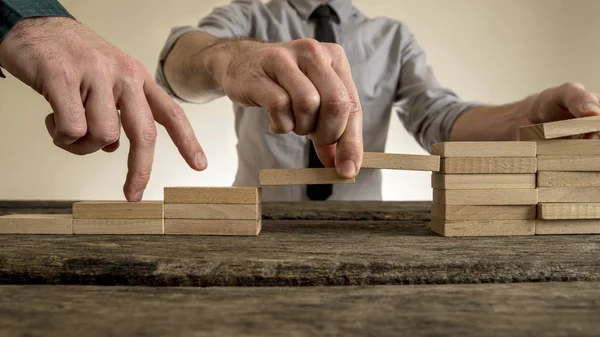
<box><xmin>288</xmin><ymin>0</ymin><xmax>354</xmax><ymax>22</ymax></box>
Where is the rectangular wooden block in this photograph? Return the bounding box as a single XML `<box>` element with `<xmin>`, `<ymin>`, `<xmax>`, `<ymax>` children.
<box><xmin>430</xmin><ymin>219</ymin><xmax>535</xmax><ymax>237</ymax></box>
<box><xmin>535</xmin><ymin>220</ymin><xmax>600</xmax><ymax>235</ymax></box>
<box><xmin>164</xmin><ymin>219</ymin><xmax>261</xmax><ymax>236</ymax></box>
<box><xmin>164</xmin><ymin>187</ymin><xmax>260</xmax><ymax>204</ymax></box>
<box><xmin>538</xmin><ymin>187</ymin><xmax>600</xmax><ymax>203</ymax></box>
<box><xmin>432</xmin><ymin>189</ymin><xmax>538</xmax><ymax>206</ymax></box>
<box><xmin>431</xmin><ymin>173</ymin><xmax>535</xmax><ymax>190</ymax></box>
<box><xmin>165</xmin><ymin>204</ymin><xmax>260</xmax><ymax>220</ymax></box>
<box><xmin>73</xmin><ymin>219</ymin><xmax>163</xmax><ymax>234</ymax></box>
<box><xmin>361</xmin><ymin>152</ymin><xmax>440</xmax><ymax>171</ymax></box>
<box><xmin>431</xmin><ymin>141</ymin><xmax>536</xmax><ymax>158</ymax></box>
<box><xmin>259</xmin><ymin>168</ymin><xmax>355</xmax><ymax>186</ymax></box>
<box><xmin>537</xmin><ymin>156</ymin><xmax>600</xmax><ymax>172</ymax></box>
<box><xmin>72</xmin><ymin>201</ymin><xmax>163</xmax><ymax>219</ymax></box>
<box><xmin>432</xmin><ymin>204</ymin><xmax>536</xmax><ymax>220</ymax></box>
<box><xmin>536</xmin><ymin>139</ymin><xmax>600</xmax><ymax>155</ymax></box>
<box><xmin>0</xmin><ymin>214</ymin><xmax>72</xmax><ymax>234</ymax></box>
<box><xmin>440</xmin><ymin>157</ymin><xmax>537</xmax><ymax>174</ymax></box>
<box><xmin>519</xmin><ymin>115</ymin><xmax>600</xmax><ymax>140</ymax></box>
<box><xmin>538</xmin><ymin>203</ymin><xmax>600</xmax><ymax>220</ymax></box>
<box><xmin>537</xmin><ymin>171</ymin><xmax>600</xmax><ymax>187</ymax></box>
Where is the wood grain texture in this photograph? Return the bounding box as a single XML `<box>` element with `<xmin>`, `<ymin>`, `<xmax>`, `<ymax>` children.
<box><xmin>440</xmin><ymin>157</ymin><xmax>537</xmax><ymax>174</ymax></box>
<box><xmin>165</xmin><ymin>204</ymin><xmax>260</xmax><ymax>220</ymax></box>
<box><xmin>361</xmin><ymin>152</ymin><xmax>440</xmax><ymax>171</ymax></box>
<box><xmin>73</xmin><ymin>219</ymin><xmax>163</xmax><ymax>235</ymax></box>
<box><xmin>537</xmin><ymin>156</ymin><xmax>600</xmax><ymax>171</ymax></box>
<box><xmin>432</xmin><ymin>189</ymin><xmax>538</xmax><ymax>205</ymax></box>
<box><xmin>164</xmin><ymin>187</ymin><xmax>260</xmax><ymax>204</ymax></box>
<box><xmin>1</xmin><ymin>283</ymin><xmax>599</xmax><ymax>337</ymax></box>
<box><xmin>430</xmin><ymin>219</ymin><xmax>535</xmax><ymax>237</ymax></box>
<box><xmin>537</xmin><ymin>172</ymin><xmax>600</xmax><ymax>187</ymax></box>
<box><xmin>431</xmin><ymin>141</ymin><xmax>537</xmax><ymax>158</ymax></box>
<box><xmin>0</xmin><ymin>214</ymin><xmax>72</xmax><ymax>234</ymax></box>
<box><xmin>432</xmin><ymin>204</ymin><xmax>536</xmax><ymax>220</ymax></box>
<box><xmin>536</xmin><ymin>220</ymin><xmax>600</xmax><ymax>234</ymax></box>
<box><xmin>538</xmin><ymin>187</ymin><xmax>600</xmax><ymax>203</ymax></box>
<box><xmin>259</xmin><ymin>168</ymin><xmax>355</xmax><ymax>185</ymax></box>
<box><xmin>537</xmin><ymin>203</ymin><xmax>600</xmax><ymax>220</ymax></box>
<box><xmin>536</xmin><ymin>139</ymin><xmax>600</xmax><ymax>155</ymax></box>
<box><xmin>431</xmin><ymin>173</ymin><xmax>536</xmax><ymax>190</ymax></box>
<box><xmin>72</xmin><ymin>201</ymin><xmax>163</xmax><ymax>219</ymax></box>
<box><xmin>165</xmin><ymin>219</ymin><xmax>261</xmax><ymax>236</ymax></box>
<box><xmin>520</xmin><ymin>115</ymin><xmax>600</xmax><ymax>140</ymax></box>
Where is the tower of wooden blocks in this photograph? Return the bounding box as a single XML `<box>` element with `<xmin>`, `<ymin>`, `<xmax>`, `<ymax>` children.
<box><xmin>429</xmin><ymin>142</ymin><xmax>538</xmax><ymax>237</ymax></box>
<box><xmin>163</xmin><ymin>187</ymin><xmax>262</xmax><ymax>236</ymax></box>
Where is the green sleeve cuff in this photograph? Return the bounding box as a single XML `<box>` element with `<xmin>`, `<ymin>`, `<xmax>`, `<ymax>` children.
<box><xmin>0</xmin><ymin>0</ymin><xmax>75</xmax><ymax>43</ymax></box>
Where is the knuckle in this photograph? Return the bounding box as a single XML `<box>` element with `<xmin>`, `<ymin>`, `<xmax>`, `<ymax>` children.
<box><xmin>322</xmin><ymin>92</ymin><xmax>351</xmax><ymax>117</ymax></box>
<box><xmin>130</xmin><ymin>169</ymin><xmax>153</xmax><ymax>183</ymax></box>
<box><xmin>55</xmin><ymin>124</ymin><xmax>87</xmax><ymax>142</ymax></box>
<box><xmin>270</xmin><ymin>122</ymin><xmax>294</xmax><ymax>134</ymax></box>
<box><xmin>296</xmin><ymin>38</ymin><xmax>322</xmax><ymax>54</ymax></box>
<box><xmin>328</xmin><ymin>43</ymin><xmax>346</xmax><ymax>58</ymax></box>
<box><xmin>90</xmin><ymin>129</ymin><xmax>120</xmax><ymax>145</ymax></box>
<box><xmin>142</xmin><ymin>124</ymin><xmax>158</xmax><ymax>143</ymax></box>
<box><xmin>266</xmin><ymin>47</ymin><xmax>290</xmax><ymax>61</ymax></box>
<box><xmin>118</xmin><ymin>57</ymin><xmax>144</xmax><ymax>87</ymax></box>
<box><xmin>268</xmin><ymin>95</ymin><xmax>291</xmax><ymax>114</ymax></box>
<box><xmin>294</xmin><ymin>94</ymin><xmax>320</xmax><ymax>115</ymax></box>
<box><xmin>561</xmin><ymin>82</ymin><xmax>585</xmax><ymax>92</ymax></box>
<box><xmin>165</xmin><ymin>104</ymin><xmax>186</xmax><ymax>122</ymax></box>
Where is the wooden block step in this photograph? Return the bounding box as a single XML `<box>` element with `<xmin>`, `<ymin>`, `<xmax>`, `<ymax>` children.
<box><xmin>259</xmin><ymin>168</ymin><xmax>354</xmax><ymax>186</ymax></box>
<box><xmin>536</xmin><ymin>139</ymin><xmax>600</xmax><ymax>155</ymax></box>
<box><xmin>361</xmin><ymin>152</ymin><xmax>440</xmax><ymax>171</ymax></box>
<box><xmin>0</xmin><ymin>214</ymin><xmax>72</xmax><ymax>234</ymax></box>
<box><xmin>73</xmin><ymin>219</ymin><xmax>164</xmax><ymax>234</ymax></box>
<box><xmin>537</xmin><ymin>156</ymin><xmax>600</xmax><ymax>171</ymax></box>
<box><xmin>440</xmin><ymin>157</ymin><xmax>537</xmax><ymax>174</ymax></box>
<box><xmin>430</xmin><ymin>219</ymin><xmax>535</xmax><ymax>237</ymax></box>
<box><xmin>535</xmin><ymin>219</ymin><xmax>600</xmax><ymax>235</ymax></box>
<box><xmin>537</xmin><ymin>172</ymin><xmax>600</xmax><ymax>187</ymax></box>
<box><xmin>164</xmin><ymin>204</ymin><xmax>260</xmax><ymax>220</ymax></box>
<box><xmin>431</xmin><ymin>141</ymin><xmax>536</xmax><ymax>158</ymax></box>
<box><xmin>519</xmin><ymin>115</ymin><xmax>600</xmax><ymax>140</ymax></box>
<box><xmin>538</xmin><ymin>203</ymin><xmax>600</xmax><ymax>220</ymax></box>
<box><xmin>538</xmin><ymin>187</ymin><xmax>600</xmax><ymax>203</ymax></box>
<box><xmin>72</xmin><ymin>201</ymin><xmax>163</xmax><ymax>219</ymax></box>
<box><xmin>431</xmin><ymin>173</ymin><xmax>535</xmax><ymax>190</ymax></box>
<box><xmin>164</xmin><ymin>187</ymin><xmax>260</xmax><ymax>204</ymax></box>
<box><xmin>432</xmin><ymin>204</ymin><xmax>536</xmax><ymax>220</ymax></box>
<box><xmin>165</xmin><ymin>219</ymin><xmax>261</xmax><ymax>236</ymax></box>
<box><xmin>432</xmin><ymin>189</ymin><xmax>538</xmax><ymax>206</ymax></box>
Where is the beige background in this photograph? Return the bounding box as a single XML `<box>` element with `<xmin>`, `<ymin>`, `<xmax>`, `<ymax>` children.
<box><xmin>0</xmin><ymin>0</ymin><xmax>597</xmax><ymax>201</ymax></box>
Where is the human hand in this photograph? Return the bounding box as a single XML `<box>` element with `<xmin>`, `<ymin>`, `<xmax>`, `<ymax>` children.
<box><xmin>0</xmin><ymin>17</ymin><xmax>207</xmax><ymax>201</ymax></box>
<box><xmin>204</xmin><ymin>38</ymin><xmax>363</xmax><ymax>178</ymax></box>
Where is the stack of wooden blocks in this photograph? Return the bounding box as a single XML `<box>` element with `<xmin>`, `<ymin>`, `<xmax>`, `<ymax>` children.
<box><xmin>73</xmin><ymin>201</ymin><xmax>164</xmax><ymax>234</ymax></box>
<box><xmin>429</xmin><ymin>142</ymin><xmax>538</xmax><ymax>237</ymax></box>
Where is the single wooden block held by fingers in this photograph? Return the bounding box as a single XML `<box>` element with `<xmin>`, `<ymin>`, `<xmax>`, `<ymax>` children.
<box><xmin>165</xmin><ymin>219</ymin><xmax>261</xmax><ymax>236</ymax></box>
<box><xmin>72</xmin><ymin>201</ymin><xmax>164</xmax><ymax>219</ymax></box>
<box><xmin>431</xmin><ymin>142</ymin><xmax>537</xmax><ymax>158</ymax></box>
<box><xmin>535</xmin><ymin>219</ymin><xmax>600</xmax><ymax>235</ymax></box>
<box><xmin>538</xmin><ymin>187</ymin><xmax>600</xmax><ymax>203</ymax></box>
<box><xmin>165</xmin><ymin>204</ymin><xmax>260</xmax><ymax>220</ymax></box>
<box><xmin>537</xmin><ymin>171</ymin><xmax>600</xmax><ymax>187</ymax></box>
<box><xmin>536</xmin><ymin>139</ymin><xmax>600</xmax><ymax>155</ymax></box>
<box><xmin>432</xmin><ymin>189</ymin><xmax>538</xmax><ymax>205</ymax></box>
<box><xmin>164</xmin><ymin>187</ymin><xmax>261</xmax><ymax>204</ymax></box>
<box><xmin>0</xmin><ymin>214</ymin><xmax>73</xmax><ymax>234</ymax></box>
<box><xmin>440</xmin><ymin>157</ymin><xmax>537</xmax><ymax>174</ymax></box>
<box><xmin>361</xmin><ymin>152</ymin><xmax>440</xmax><ymax>171</ymax></box>
<box><xmin>432</xmin><ymin>204</ymin><xmax>536</xmax><ymax>221</ymax></box>
<box><xmin>430</xmin><ymin>219</ymin><xmax>535</xmax><ymax>237</ymax></box>
<box><xmin>73</xmin><ymin>219</ymin><xmax>164</xmax><ymax>235</ymax></box>
<box><xmin>431</xmin><ymin>173</ymin><xmax>536</xmax><ymax>190</ymax></box>
<box><xmin>538</xmin><ymin>203</ymin><xmax>600</xmax><ymax>220</ymax></box>
<box><xmin>259</xmin><ymin>168</ymin><xmax>355</xmax><ymax>186</ymax></box>
<box><xmin>519</xmin><ymin>115</ymin><xmax>600</xmax><ymax>140</ymax></box>
<box><xmin>537</xmin><ymin>156</ymin><xmax>600</xmax><ymax>172</ymax></box>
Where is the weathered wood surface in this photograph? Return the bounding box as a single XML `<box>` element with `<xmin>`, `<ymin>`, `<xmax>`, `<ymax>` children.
<box><xmin>0</xmin><ymin>201</ymin><xmax>599</xmax><ymax>286</ymax></box>
<box><xmin>1</xmin><ymin>283</ymin><xmax>599</xmax><ymax>337</ymax></box>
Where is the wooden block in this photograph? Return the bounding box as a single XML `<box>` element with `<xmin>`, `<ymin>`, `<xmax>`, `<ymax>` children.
<box><xmin>73</xmin><ymin>219</ymin><xmax>163</xmax><ymax>234</ymax></box>
<box><xmin>537</xmin><ymin>171</ymin><xmax>600</xmax><ymax>187</ymax></box>
<box><xmin>432</xmin><ymin>204</ymin><xmax>536</xmax><ymax>220</ymax></box>
<box><xmin>519</xmin><ymin>115</ymin><xmax>600</xmax><ymax>140</ymax></box>
<box><xmin>431</xmin><ymin>173</ymin><xmax>535</xmax><ymax>190</ymax></box>
<box><xmin>259</xmin><ymin>168</ymin><xmax>354</xmax><ymax>186</ymax></box>
<box><xmin>0</xmin><ymin>214</ymin><xmax>72</xmax><ymax>234</ymax></box>
<box><xmin>538</xmin><ymin>203</ymin><xmax>600</xmax><ymax>220</ymax></box>
<box><xmin>535</xmin><ymin>219</ymin><xmax>600</xmax><ymax>235</ymax></box>
<box><xmin>164</xmin><ymin>187</ymin><xmax>260</xmax><ymax>204</ymax></box>
<box><xmin>537</xmin><ymin>156</ymin><xmax>600</xmax><ymax>171</ymax></box>
<box><xmin>361</xmin><ymin>152</ymin><xmax>440</xmax><ymax>171</ymax></box>
<box><xmin>165</xmin><ymin>204</ymin><xmax>260</xmax><ymax>220</ymax></box>
<box><xmin>440</xmin><ymin>157</ymin><xmax>537</xmax><ymax>174</ymax></box>
<box><xmin>72</xmin><ymin>201</ymin><xmax>163</xmax><ymax>219</ymax></box>
<box><xmin>431</xmin><ymin>141</ymin><xmax>536</xmax><ymax>157</ymax></box>
<box><xmin>164</xmin><ymin>219</ymin><xmax>261</xmax><ymax>236</ymax></box>
<box><xmin>536</xmin><ymin>139</ymin><xmax>600</xmax><ymax>155</ymax></box>
<box><xmin>432</xmin><ymin>189</ymin><xmax>538</xmax><ymax>205</ymax></box>
<box><xmin>538</xmin><ymin>187</ymin><xmax>600</xmax><ymax>203</ymax></box>
<box><xmin>430</xmin><ymin>219</ymin><xmax>535</xmax><ymax>237</ymax></box>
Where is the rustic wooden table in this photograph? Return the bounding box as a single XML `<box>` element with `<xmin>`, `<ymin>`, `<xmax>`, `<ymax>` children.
<box><xmin>1</xmin><ymin>201</ymin><xmax>599</xmax><ymax>336</ymax></box>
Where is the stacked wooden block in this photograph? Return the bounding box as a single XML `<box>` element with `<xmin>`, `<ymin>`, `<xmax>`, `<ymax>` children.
<box><xmin>429</xmin><ymin>142</ymin><xmax>538</xmax><ymax>237</ymax></box>
<box><xmin>73</xmin><ymin>201</ymin><xmax>164</xmax><ymax>234</ymax></box>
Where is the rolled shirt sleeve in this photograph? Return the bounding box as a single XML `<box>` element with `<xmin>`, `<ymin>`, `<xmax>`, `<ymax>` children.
<box><xmin>393</xmin><ymin>25</ymin><xmax>480</xmax><ymax>152</ymax></box>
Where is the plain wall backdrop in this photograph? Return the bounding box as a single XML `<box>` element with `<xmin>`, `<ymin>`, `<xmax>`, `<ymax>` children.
<box><xmin>0</xmin><ymin>0</ymin><xmax>597</xmax><ymax>201</ymax></box>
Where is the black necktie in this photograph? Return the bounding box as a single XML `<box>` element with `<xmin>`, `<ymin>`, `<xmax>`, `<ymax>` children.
<box><xmin>307</xmin><ymin>5</ymin><xmax>337</xmax><ymax>200</ymax></box>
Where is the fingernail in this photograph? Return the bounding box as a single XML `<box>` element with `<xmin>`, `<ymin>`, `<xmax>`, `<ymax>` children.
<box><xmin>582</xmin><ymin>103</ymin><xmax>600</xmax><ymax>115</ymax></box>
<box><xmin>196</xmin><ymin>153</ymin><xmax>207</xmax><ymax>170</ymax></box>
<box><xmin>339</xmin><ymin>160</ymin><xmax>356</xmax><ymax>179</ymax></box>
